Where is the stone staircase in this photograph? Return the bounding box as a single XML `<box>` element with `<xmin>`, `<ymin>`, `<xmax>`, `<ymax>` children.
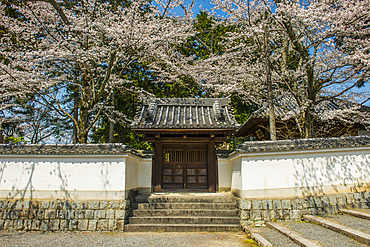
<box><xmin>245</xmin><ymin>208</ymin><xmax>370</xmax><ymax>246</ymax></box>
<box><xmin>124</xmin><ymin>193</ymin><xmax>241</xmax><ymax>232</ymax></box>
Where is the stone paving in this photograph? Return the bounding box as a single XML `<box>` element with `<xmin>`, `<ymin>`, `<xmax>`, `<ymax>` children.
<box><xmin>0</xmin><ymin>231</ymin><xmax>257</xmax><ymax>247</ymax></box>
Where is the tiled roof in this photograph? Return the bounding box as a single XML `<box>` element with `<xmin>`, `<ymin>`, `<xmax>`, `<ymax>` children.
<box><xmin>131</xmin><ymin>98</ymin><xmax>239</xmax><ymax>130</ymax></box>
<box><xmin>236</xmin><ymin>94</ymin><xmax>370</xmax><ymax>137</ymax></box>
<box><xmin>237</xmin><ymin>135</ymin><xmax>370</xmax><ymax>153</ymax></box>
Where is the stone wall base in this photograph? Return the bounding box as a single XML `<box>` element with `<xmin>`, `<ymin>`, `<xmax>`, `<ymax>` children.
<box><xmin>0</xmin><ymin>199</ymin><xmax>130</xmax><ymax>231</ymax></box>
<box><xmin>238</xmin><ymin>191</ymin><xmax>370</xmax><ymax>227</ymax></box>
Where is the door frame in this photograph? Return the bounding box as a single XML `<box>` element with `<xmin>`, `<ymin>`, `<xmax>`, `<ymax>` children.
<box><xmin>152</xmin><ymin>139</ymin><xmax>217</xmax><ymax>192</ymax></box>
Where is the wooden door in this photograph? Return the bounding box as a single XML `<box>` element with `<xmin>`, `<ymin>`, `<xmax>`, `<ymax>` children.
<box><xmin>162</xmin><ymin>144</ymin><xmax>208</xmax><ymax>189</ymax></box>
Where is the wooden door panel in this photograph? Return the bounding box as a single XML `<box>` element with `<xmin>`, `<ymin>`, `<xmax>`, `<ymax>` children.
<box><xmin>162</xmin><ymin>144</ymin><xmax>208</xmax><ymax>189</ymax></box>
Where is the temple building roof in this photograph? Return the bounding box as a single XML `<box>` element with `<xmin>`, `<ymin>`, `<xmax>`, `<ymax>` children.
<box><xmin>131</xmin><ymin>98</ymin><xmax>239</xmax><ymax>132</ymax></box>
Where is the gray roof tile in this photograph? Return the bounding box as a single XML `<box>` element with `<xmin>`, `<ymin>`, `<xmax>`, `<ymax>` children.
<box><xmin>131</xmin><ymin>98</ymin><xmax>239</xmax><ymax>130</ymax></box>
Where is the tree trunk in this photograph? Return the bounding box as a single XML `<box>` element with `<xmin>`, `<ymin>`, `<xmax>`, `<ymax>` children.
<box><xmin>109</xmin><ymin>92</ymin><xmax>114</xmax><ymax>143</ymax></box>
<box><xmin>73</xmin><ymin>92</ymin><xmax>79</xmax><ymax>144</ymax></box>
<box><xmin>264</xmin><ymin>27</ymin><xmax>276</xmax><ymax>141</ymax></box>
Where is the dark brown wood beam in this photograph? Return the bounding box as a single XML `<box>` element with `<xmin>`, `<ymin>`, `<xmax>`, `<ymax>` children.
<box><xmin>143</xmin><ymin>137</ymin><xmax>227</xmax><ymax>143</ymax></box>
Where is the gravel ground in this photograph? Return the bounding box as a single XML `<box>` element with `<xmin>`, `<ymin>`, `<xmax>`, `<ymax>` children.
<box><xmin>324</xmin><ymin>214</ymin><xmax>370</xmax><ymax>235</ymax></box>
<box><xmin>250</xmin><ymin>226</ymin><xmax>299</xmax><ymax>247</ymax></box>
<box><xmin>0</xmin><ymin>231</ymin><xmax>257</xmax><ymax>247</ymax></box>
<box><xmin>280</xmin><ymin>220</ymin><xmax>366</xmax><ymax>247</ymax></box>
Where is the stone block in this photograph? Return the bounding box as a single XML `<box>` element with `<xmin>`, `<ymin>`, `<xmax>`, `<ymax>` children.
<box><xmin>85</xmin><ymin>210</ymin><xmax>94</xmax><ymax>219</ymax></box>
<box><xmin>29</xmin><ymin>210</ymin><xmax>38</xmax><ymax>219</ymax></box>
<box><xmin>354</xmin><ymin>193</ymin><xmax>364</xmax><ymax>203</ymax></box>
<box><xmin>106</xmin><ymin>210</ymin><xmax>115</xmax><ymax>219</ymax></box>
<box><xmin>71</xmin><ymin>202</ymin><xmax>80</xmax><ymax>209</ymax></box>
<box><xmin>313</xmin><ymin>197</ymin><xmax>322</xmax><ymax>208</ymax></box>
<box><xmin>41</xmin><ymin>201</ymin><xmax>50</xmax><ymax>209</ymax></box>
<box><xmin>4</xmin><ymin>220</ymin><xmax>13</xmax><ymax>230</ymax></box>
<box><xmin>88</xmin><ymin>220</ymin><xmax>97</xmax><ymax>231</ymax></box>
<box><xmin>109</xmin><ymin>201</ymin><xmax>120</xmax><ymax>209</ymax></box>
<box><xmin>23</xmin><ymin>201</ymin><xmax>31</xmax><ymax>209</ymax></box>
<box><xmin>0</xmin><ymin>200</ymin><xmax>7</xmax><ymax>209</ymax></box>
<box><xmin>45</xmin><ymin>210</ymin><xmax>56</xmax><ymax>219</ymax></box>
<box><xmin>269</xmin><ymin>210</ymin><xmax>279</xmax><ymax>220</ymax></box>
<box><xmin>0</xmin><ymin>220</ymin><xmax>3</xmax><ymax>230</ymax></box>
<box><xmin>328</xmin><ymin>196</ymin><xmax>337</xmax><ymax>206</ymax></box>
<box><xmin>282</xmin><ymin>209</ymin><xmax>290</xmax><ymax>220</ymax></box>
<box><xmin>10</xmin><ymin>209</ymin><xmax>20</xmax><ymax>220</ymax></box>
<box><xmin>250</xmin><ymin>210</ymin><xmax>262</xmax><ymax>221</ymax></box>
<box><xmin>100</xmin><ymin>201</ymin><xmax>108</xmax><ymax>209</ymax></box>
<box><xmin>303</xmin><ymin>197</ymin><xmax>314</xmax><ymax>208</ymax></box>
<box><xmin>292</xmin><ymin>199</ymin><xmax>303</xmax><ymax>210</ymax></box>
<box><xmin>262</xmin><ymin>210</ymin><xmax>270</xmax><ymax>220</ymax></box>
<box><xmin>262</xmin><ymin>200</ymin><xmax>273</xmax><ymax>210</ymax></box>
<box><xmin>108</xmin><ymin>219</ymin><xmax>117</xmax><ymax>231</ymax></box>
<box><xmin>23</xmin><ymin>220</ymin><xmax>32</xmax><ymax>230</ymax></box>
<box><xmin>97</xmin><ymin>220</ymin><xmax>108</xmax><ymax>231</ymax></box>
<box><xmin>7</xmin><ymin>201</ymin><xmax>16</xmax><ymax>209</ymax></box>
<box><xmin>273</xmin><ymin>200</ymin><xmax>282</xmax><ymax>210</ymax></box>
<box><xmin>252</xmin><ymin>200</ymin><xmax>262</xmax><ymax>210</ymax></box>
<box><xmin>337</xmin><ymin>195</ymin><xmax>346</xmax><ymax>206</ymax></box>
<box><xmin>240</xmin><ymin>210</ymin><xmax>249</xmax><ymax>220</ymax></box>
<box><xmin>49</xmin><ymin>219</ymin><xmax>60</xmax><ymax>231</ymax></box>
<box><xmin>239</xmin><ymin>200</ymin><xmax>251</xmax><ymax>210</ymax></box>
<box><xmin>89</xmin><ymin>201</ymin><xmax>99</xmax><ymax>210</ymax></box>
<box><xmin>120</xmin><ymin>200</ymin><xmax>130</xmax><ymax>210</ymax></box>
<box><xmin>36</xmin><ymin>210</ymin><xmax>45</xmax><ymax>220</ymax></box>
<box><xmin>31</xmin><ymin>220</ymin><xmax>40</xmax><ymax>230</ymax></box>
<box><xmin>49</xmin><ymin>201</ymin><xmax>56</xmax><ymax>209</ymax></box>
<box><xmin>115</xmin><ymin>210</ymin><xmax>126</xmax><ymax>220</ymax></box>
<box><xmin>56</xmin><ymin>201</ymin><xmax>64</xmax><ymax>210</ymax></box>
<box><xmin>364</xmin><ymin>191</ymin><xmax>370</xmax><ymax>202</ymax></box>
<box><xmin>309</xmin><ymin>208</ymin><xmax>319</xmax><ymax>215</ymax></box>
<box><xmin>75</xmin><ymin>210</ymin><xmax>85</xmax><ymax>219</ymax></box>
<box><xmin>117</xmin><ymin>220</ymin><xmax>124</xmax><ymax>231</ymax></box>
<box><xmin>95</xmin><ymin>210</ymin><xmax>106</xmax><ymax>219</ymax></box>
<box><xmin>30</xmin><ymin>201</ymin><xmax>39</xmax><ymax>209</ymax></box>
<box><xmin>69</xmin><ymin>220</ymin><xmax>78</xmax><ymax>231</ymax></box>
<box><xmin>58</xmin><ymin>210</ymin><xmax>74</xmax><ymax>220</ymax></box>
<box><xmin>81</xmin><ymin>201</ymin><xmax>89</xmax><ymax>209</ymax></box>
<box><xmin>14</xmin><ymin>220</ymin><xmax>24</xmax><ymax>230</ymax></box>
<box><xmin>64</xmin><ymin>201</ymin><xmax>72</xmax><ymax>210</ymax></box>
<box><xmin>321</xmin><ymin>196</ymin><xmax>330</xmax><ymax>207</ymax></box>
<box><xmin>0</xmin><ymin>209</ymin><xmax>3</xmax><ymax>219</ymax></box>
<box><xmin>15</xmin><ymin>200</ymin><xmax>23</xmax><ymax>210</ymax></box>
<box><xmin>40</xmin><ymin>220</ymin><xmax>49</xmax><ymax>231</ymax></box>
<box><xmin>282</xmin><ymin>200</ymin><xmax>291</xmax><ymax>209</ymax></box>
<box><xmin>60</xmin><ymin>220</ymin><xmax>68</xmax><ymax>230</ymax></box>
<box><xmin>78</xmin><ymin>220</ymin><xmax>88</xmax><ymax>231</ymax></box>
<box><xmin>346</xmin><ymin>194</ymin><xmax>355</xmax><ymax>204</ymax></box>
<box><xmin>291</xmin><ymin>210</ymin><xmax>301</xmax><ymax>220</ymax></box>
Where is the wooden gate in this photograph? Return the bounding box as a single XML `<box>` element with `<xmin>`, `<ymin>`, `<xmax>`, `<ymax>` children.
<box><xmin>162</xmin><ymin>144</ymin><xmax>208</xmax><ymax>189</ymax></box>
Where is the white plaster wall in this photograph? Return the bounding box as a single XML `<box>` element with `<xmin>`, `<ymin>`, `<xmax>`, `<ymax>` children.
<box><xmin>237</xmin><ymin>148</ymin><xmax>370</xmax><ymax>199</ymax></box>
<box><xmin>231</xmin><ymin>157</ymin><xmax>242</xmax><ymax>196</ymax></box>
<box><xmin>125</xmin><ymin>156</ymin><xmax>138</xmax><ymax>192</ymax></box>
<box><xmin>218</xmin><ymin>159</ymin><xmax>232</xmax><ymax>191</ymax></box>
<box><xmin>138</xmin><ymin>159</ymin><xmax>152</xmax><ymax>193</ymax></box>
<box><xmin>0</xmin><ymin>155</ymin><xmax>127</xmax><ymax>200</ymax></box>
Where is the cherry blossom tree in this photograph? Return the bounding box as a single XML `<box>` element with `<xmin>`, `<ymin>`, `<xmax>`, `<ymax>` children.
<box><xmin>187</xmin><ymin>0</ymin><xmax>370</xmax><ymax>138</ymax></box>
<box><xmin>0</xmin><ymin>0</ymin><xmax>193</xmax><ymax>143</ymax></box>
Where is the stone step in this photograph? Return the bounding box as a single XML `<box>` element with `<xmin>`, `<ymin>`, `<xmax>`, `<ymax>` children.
<box><xmin>303</xmin><ymin>215</ymin><xmax>370</xmax><ymax>245</ymax></box>
<box><xmin>147</xmin><ymin>196</ymin><xmax>235</xmax><ymax>204</ymax></box>
<box><xmin>129</xmin><ymin>216</ymin><xmax>240</xmax><ymax>225</ymax></box>
<box><xmin>124</xmin><ymin>224</ymin><xmax>241</xmax><ymax>232</ymax></box>
<box><xmin>133</xmin><ymin>209</ymin><xmax>239</xmax><ymax>217</ymax></box>
<box><xmin>340</xmin><ymin>209</ymin><xmax>370</xmax><ymax>221</ymax></box>
<box><xmin>138</xmin><ymin>202</ymin><xmax>236</xmax><ymax>210</ymax></box>
<box><xmin>267</xmin><ymin>222</ymin><xmax>320</xmax><ymax>247</ymax></box>
<box><xmin>244</xmin><ymin>226</ymin><xmax>299</xmax><ymax>247</ymax></box>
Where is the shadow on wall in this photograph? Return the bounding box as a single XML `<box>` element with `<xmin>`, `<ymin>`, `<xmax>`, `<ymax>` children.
<box><xmin>0</xmin><ymin>160</ymin><xmax>71</xmax><ymax>200</ymax></box>
<box><xmin>294</xmin><ymin>153</ymin><xmax>370</xmax><ymax>197</ymax></box>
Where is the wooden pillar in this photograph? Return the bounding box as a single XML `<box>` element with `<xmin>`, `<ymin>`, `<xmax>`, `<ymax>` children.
<box><xmin>153</xmin><ymin>140</ymin><xmax>163</xmax><ymax>191</ymax></box>
<box><xmin>208</xmin><ymin>139</ymin><xmax>216</xmax><ymax>192</ymax></box>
